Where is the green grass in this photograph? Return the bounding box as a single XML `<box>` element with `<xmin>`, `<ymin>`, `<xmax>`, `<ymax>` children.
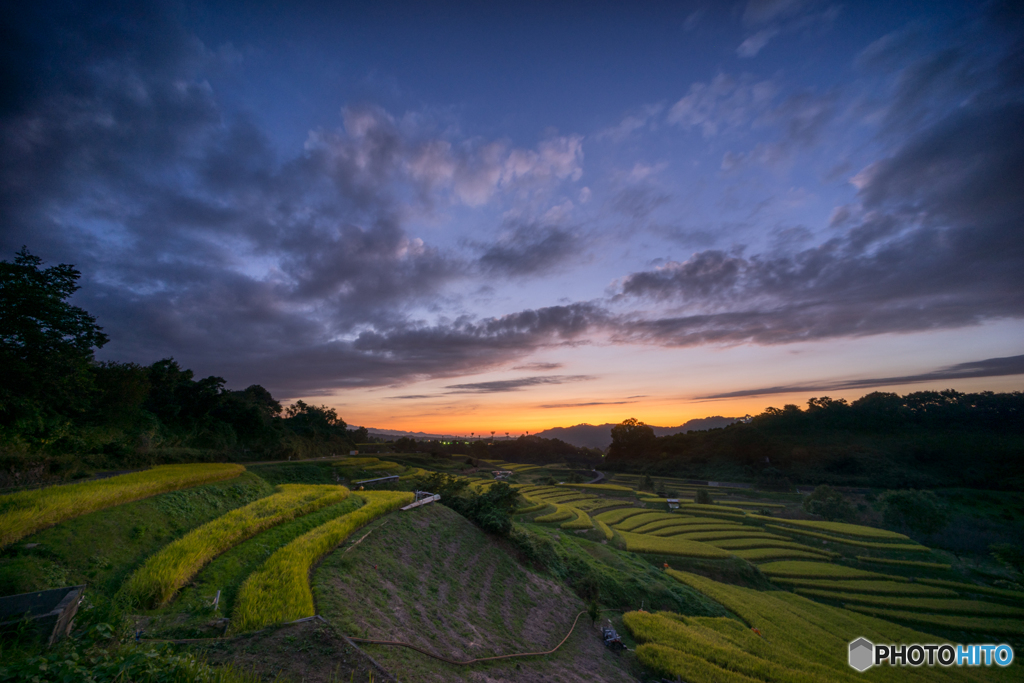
<box><xmin>593</xmin><ymin>507</ymin><xmax>648</xmax><ymax>524</ymax></box>
<box><xmin>614</xmin><ymin>512</ymin><xmax>679</xmax><ymax>531</ymax></box>
<box><xmin>731</xmin><ymin>548</ymin><xmax>837</xmax><ymax>563</ymax></box>
<box><xmin>843</xmin><ymin>605</ymin><xmax>1024</xmax><ymax>636</ymax></box>
<box><xmin>122</xmin><ymin>484</ymin><xmax>350</xmax><ymax>608</ymax></box>
<box><xmin>230</xmin><ymin>490</ymin><xmax>413</xmax><ymax>632</ymax></box>
<box><xmin>855</xmin><ymin>557</ymin><xmax>951</xmax><ymax>570</ymax></box>
<box><xmin>0</xmin><ymin>463</ymin><xmax>246</xmax><ymax>548</ymax></box>
<box><xmin>0</xmin><ymin>472</ymin><xmax>272</xmax><ymax>599</ymax></box>
<box><xmin>778</xmin><ymin>579</ymin><xmax>958</xmax><ymax>596</ymax></box>
<box><xmin>152</xmin><ymin>496</ymin><xmax>365</xmax><ymax>634</ymax></box>
<box><xmin>758</xmin><ymin>561</ymin><xmax>895</xmax><ymax>581</ymax></box>
<box><xmin>618</xmin><ymin>531</ymin><xmax>731</xmax><ymax>558</ymax></box>
<box><xmin>748</xmin><ymin>516</ymin><xmax>911</xmax><ymax>541</ymax></box>
<box><xmin>794</xmin><ymin>590</ymin><xmax>1024</xmax><ymax>617</ymax></box>
<box><xmin>764</xmin><ymin>525</ymin><xmax>930</xmax><ymax>551</ymax></box>
<box><xmin>915</xmin><ymin>578</ymin><xmax>1024</xmax><ymax>602</ymax></box>
<box><xmin>658</xmin><ymin>569</ymin><xmax>1018</xmax><ymax>682</ymax></box>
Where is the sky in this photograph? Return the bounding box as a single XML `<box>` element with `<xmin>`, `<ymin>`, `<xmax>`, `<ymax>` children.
<box><xmin>2</xmin><ymin>0</ymin><xmax>1023</xmax><ymax>435</ymax></box>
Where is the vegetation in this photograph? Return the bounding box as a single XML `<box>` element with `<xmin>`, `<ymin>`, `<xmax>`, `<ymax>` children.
<box><xmin>794</xmin><ymin>590</ymin><xmax>1024</xmax><ymax>617</ymax></box>
<box><xmin>915</xmin><ymin>578</ymin><xmax>1024</xmax><ymax>602</ymax></box>
<box><xmin>876</xmin><ymin>489</ymin><xmax>950</xmax><ymax>534</ymax></box>
<box><xmin>230</xmin><ymin>490</ymin><xmax>413</xmax><ymax>632</ymax></box>
<box><xmin>416</xmin><ymin>472</ymin><xmax>520</xmax><ymax>535</ymax></box>
<box><xmin>758</xmin><ymin>561</ymin><xmax>895</xmax><ymax>580</ymax></box>
<box><xmin>559</xmin><ymin>508</ymin><xmax>593</xmax><ymax>530</ymax></box>
<box><xmin>617</xmin><ymin>531</ymin><xmax>731</xmax><ymax>558</ymax></box>
<box><xmin>122</xmin><ymin>484</ymin><xmax>349</xmax><ymax>607</ymax></box>
<box><xmin>783</xmin><ymin>580</ymin><xmax>958</xmax><ymax>596</ymax></box>
<box><xmin>855</xmin><ymin>557</ymin><xmax>951</xmax><ymax>570</ymax></box>
<box><xmin>844</xmin><ymin>605</ymin><xmax>1024</xmax><ymax>636</ymax></box>
<box><xmin>603</xmin><ymin>392</ymin><xmax>1024</xmax><ymax>491</ymax></box>
<box><xmin>0</xmin><ymin>463</ymin><xmax>244</xmax><ymax>547</ymax></box>
<box><xmin>764</xmin><ymin>525</ymin><xmax>931</xmax><ymax>551</ymax></box>
<box><xmin>801</xmin><ymin>485</ymin><xmax>854</xmax><ymax>522</ymax></box>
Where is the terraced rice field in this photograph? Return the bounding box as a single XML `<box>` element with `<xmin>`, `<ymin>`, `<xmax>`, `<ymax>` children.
<box><xmin>0</xmin><ymin>463</ymin><xmax>245</xmax><ymax>548</ymax></box>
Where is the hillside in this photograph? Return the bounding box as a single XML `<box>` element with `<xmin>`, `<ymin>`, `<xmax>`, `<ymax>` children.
<box><xmin>535</xmin><ymin>416</ymin><xmax>740</xmax><ymax>450</ymax></box>
<box><xmin>313</xmin><ymin>503</ymin><xmax>636</xmax><ymax>683</ymax></box>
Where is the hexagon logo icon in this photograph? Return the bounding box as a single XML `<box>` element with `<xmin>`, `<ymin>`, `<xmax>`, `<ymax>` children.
<box><xmin>849</xmin><ymin>637</ymin><xmax>874</xmax><ymax>672</ymax></box>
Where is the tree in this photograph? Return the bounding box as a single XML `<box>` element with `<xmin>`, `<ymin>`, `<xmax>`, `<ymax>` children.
<box><xmin>1</xmin><ymin>248</ymin><xmax>110</xmax><ymax>443</ymax></box>
<box><xmin>607</xmin><ymin>418</ymin><xmax>657</xmax><ymax>461</ymax></box>
<box><xmin>695</xmin><ymin>489</ymin><xmax>713</xmax><ymax>505</ymax></box>
<box><xmin>876</xmin><ymin>489</ymin><xmax>949</xmax><ymax>535</ymax></box>
<box><xmin>283</xmin><ymin>400</ymin><xmax>346</xmax><ymax>439</ymax></box>
<box><xmin>990</xmin><ymin>544</ymin><xmax>1024</xmax><ymax>574</ymax></box>
<box><xmin>802</xmin><ymin>485</ymin><xmax>854</xmax><ymax>522</ymax></box>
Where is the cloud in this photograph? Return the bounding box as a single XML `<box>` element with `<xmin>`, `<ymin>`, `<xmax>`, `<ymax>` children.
<box><xmin>667</xmin><ymin>74</ymin><xmax>777</xmax><ymax>137</ymax></box>
<box><xmin>477</xmin><ymin>221</ymin><xmax>581</xmax><ymax>276</ymax></box>
<box><xmin>512</xmin><ymin>362</ymin><xmax>564</xmax><ymax>371</ymax></box>
<box><xmin>538</xmin><ymin>400</ymin><xmax>636</xmax><ymax>409</ymax></box>
<box><xmin>737</xmin><ymin>1</ymin><xmax>839</xmax><ymax>58</ymax></box>
<box><xmin>617</xmin><ymin>34</ymin><xmax>1024</xmax><ymax>347</ymax></box>
<box><xmin>697</xmin><ymin>354</ymin><xmax>1024</xmax><ymax>399</ymax></box>
<box><xmin>0</xmin><ymin>5</ymin><xmax>598</xmax><ymax>398</ymax></box>
<box><xmin>444</xmin><ymin>375</ymin><xmax>595</xmax><ymax>394</ymax></box>
<box><xmin>737</xmin><ymin>29</ymin><xmax>779</xmax><ymax>58</ymax></box>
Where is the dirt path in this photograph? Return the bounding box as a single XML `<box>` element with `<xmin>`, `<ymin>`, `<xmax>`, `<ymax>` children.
<box><xmin>312</xmin><ymin>504</ymin><xmax>636</xmax><ymax>682</ymax></box>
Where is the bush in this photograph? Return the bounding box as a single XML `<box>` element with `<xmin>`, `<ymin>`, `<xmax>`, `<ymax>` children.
<box><xmin>695</xmin><ymin>489</ymin><xmax>713</xmax><ymax>505</ymax></box>
<box><xmin>876</xmin><ymin>489</ymin><xmax>949</xmax><ymax>535</ymax></box>
<box><xmin>801</xmin><ymin>485</ymin><xmax>854</xmax><ymax>522</ymax></box>
<box><xmin>416</xmin><ymin>472</ymin><xmax>519</xmax><ymax>535</ymax></box>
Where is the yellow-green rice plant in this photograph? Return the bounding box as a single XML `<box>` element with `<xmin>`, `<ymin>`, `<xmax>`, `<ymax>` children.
<box><xmin>855</xmin><ymin>557</ymin><xmax>950</xmax><ymax>570</ymax></box>
<box><xmin>719</xmin><ymin>500</ymin><xmax>786</xmax><ymax>508</ymax></box>
<box><xmin>795</xmin><ymin>590</ymin><xmax>1024</xmax><ymax>617</ymax></box>
<box><xmin>630</xmin><ymin>517</ymin><xmax>728</xmax><ymax>534</ymax></box>
<box><xmin>731</xmin><ymin>548</ymin><xmax>836</xmax><ymax>563</ymax></box>
<box><xmin>560</xmin><ymin>497</ymin><xmax>614</xmax><ymax>511</ymax></box>
<box><xmin>671</xmin><ymin>530</ymin><xmax>787</xmax><ymax>542</ymax></box>
<box><xmin>674</xmin><ymin>503</ymin><xmax>748</xmax><ymax>514</ymax></box>
<box><xmin>332</xmin><ymin>457</ymin><xmax>381</xmax><ymax>468</ymax></box>
<box><xmin>0</xmin><ymin>463</ymin><xmax>245</xmax><ymax>548</ymax></box>
<box><xmin>230</xmin><ymin>490</ymin><xmax>413</xmax><ymax>633</ymax></box>
<box><xmin>623</xmin><ymin>610</ymin><xmax>851</xmax><ymax>683</ymax></box>
<box><xmin>614</xmin><ymin>512</ymin><xmax>679</xmax><ymax>531</ymax></box>
<box><xmin>596</xmin><ymin>519</ymin><xmax>614</xmax><ymax>540</ymax></box>
<box><xmin>534</xmin><ymin>505</ymin><xmax>575</xmax><ymax>523</ymax></box>
<box><xmin>558</xmin><ymin>483</ymin><xmax>633</xmax><ymax>492</ymax></box>
<box><xmin>618</xmin><ymin>531</ymin><xmax>731</xmax><ymax>558</ymax></box>
<box><xmin>764</xmin><ymin>525</ymin><xmax>930</xmax><ymax>551</ymax></box>
<box><xmin>560</xmin><ymin>508</ymin><xmax>593</xmax><ymax>530</ymax></box>
<box><xmin>709</xmin><ymin>538</ymin><xmax>834</xmax><ymax>552</ymax></box>
<box><xmin>747</xmin><ymin>516</ymin><xmax>911</xmax><ymax>541</ymax></box>
<box><xmin>844</xmin><ymin>605</ymin><xmax>1024</xmax><ymax>636</ymax></box>
<box><xmin>758</xmin><ymin>561</ymin><xmax>897</xmax><ymax>580</ymax></box>
<box><xmin>593</xmin><ymin>507</ymin><xmax>648</xmax><ymax>525</ymax></box>
<box><xmin>513</xmin><ymin>502</ymin><xmax>548</xmax><ymax>515</ymax></box>
<box><xmin>916</xmin><ymin>578</ymin><xmax>1024</xmax><ymax>602</ymax></box>
<box><xmin>777</xmin><ymin>579</ymin><xmax>957</xmax><ymax>596</ymax></box>
<box><xmin>124</xmin><ymin>484</ymin><xmax>350</xmax><ymax>608</ymax></box>
<box><xmin>662</xmin><ymin>570</ymin><xmax>1000</xmax><ymax>682</ymax></box>
<box><xmin>634</xmin><ymin>643</ymin><xmax>769</xmax><ymax>683</ymax></box>
<box><xmin>534</xmin><ymin>492</ymin><xmax>588</xmax><ymax>503</ymax></box>
<box><xmin>656</xmin><ymin>525</ymin><xmax>752</xmax><ymax>537</ymax></box>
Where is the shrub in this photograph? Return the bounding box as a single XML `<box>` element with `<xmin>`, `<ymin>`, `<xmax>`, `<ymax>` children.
<box><xmin>123</xmin><ymin>484</ymin><xmax>349</xmax><ymax>607</ymax></box>
<box><xmin>990</xmin><ymin>543</ymin><xmax>1024</xmax><ymax>573</ymax></box>
<box><xmin>695</xmin><ymin>489</ymin><xmax>713</xmax><ymax>505</ymax></box>
<box><xmin>801</xmin><ymin>485</ymin><xmax>854</xmax><ymax>522</ymax></box>
<box><xmin>876</xmin><ymin>489</ymin><xmax>949</xmax><ymax>535</ymax></box>
<box><xmin>230</xmin><ymin>490</ymin><xmax>413</xmax><ymax>632</ymax></box>
<box><xmin>0</xmin><ymin>463</ymin><xmax>244</xmax><ymax>548</ymax></box>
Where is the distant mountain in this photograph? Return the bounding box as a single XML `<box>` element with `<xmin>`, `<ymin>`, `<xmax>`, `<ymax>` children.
<box><xmin>534</xmin><ymin>417</ymin><xmax>741</xmax><ymax>450</ymax></box>
<box><xmin>363</xmin><ymin>427</ymin><xmax>449</xmax><ymax>440</ymax></box>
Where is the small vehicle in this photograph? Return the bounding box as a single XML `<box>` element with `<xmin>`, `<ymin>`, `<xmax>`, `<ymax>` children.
<box><xmin>602</xmin><ymin>621</ymin><xmax>625</xmax><ymax>651</ymax></box>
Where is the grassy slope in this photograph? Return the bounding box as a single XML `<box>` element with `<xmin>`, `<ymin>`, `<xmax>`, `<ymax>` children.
<box><xmin>144</xmin><ymin>496</ymin><xmax>365</xmax><ymax>638</ymax></box>
<box><xmin>313</xmin><ymin>504</ymin><xmax>637</xmax><ymax>683</ymax></box>
<box><xmin>0</xmin><ymin>471</ymin><xmax>272</xmax><ymax>599</ymax></box>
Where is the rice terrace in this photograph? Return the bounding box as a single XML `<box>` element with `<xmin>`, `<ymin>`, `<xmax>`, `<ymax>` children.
<box><xmin>4</xmin><ymin>1</ymin><xmax>1024</xmax><ymax>681</ymax></box>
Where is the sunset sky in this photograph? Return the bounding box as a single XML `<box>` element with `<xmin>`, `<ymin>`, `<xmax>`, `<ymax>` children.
<box><xmin>3</xmin><ymin>1</ymin><xmax>1023</xmax><ymax>435</ymax></box>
